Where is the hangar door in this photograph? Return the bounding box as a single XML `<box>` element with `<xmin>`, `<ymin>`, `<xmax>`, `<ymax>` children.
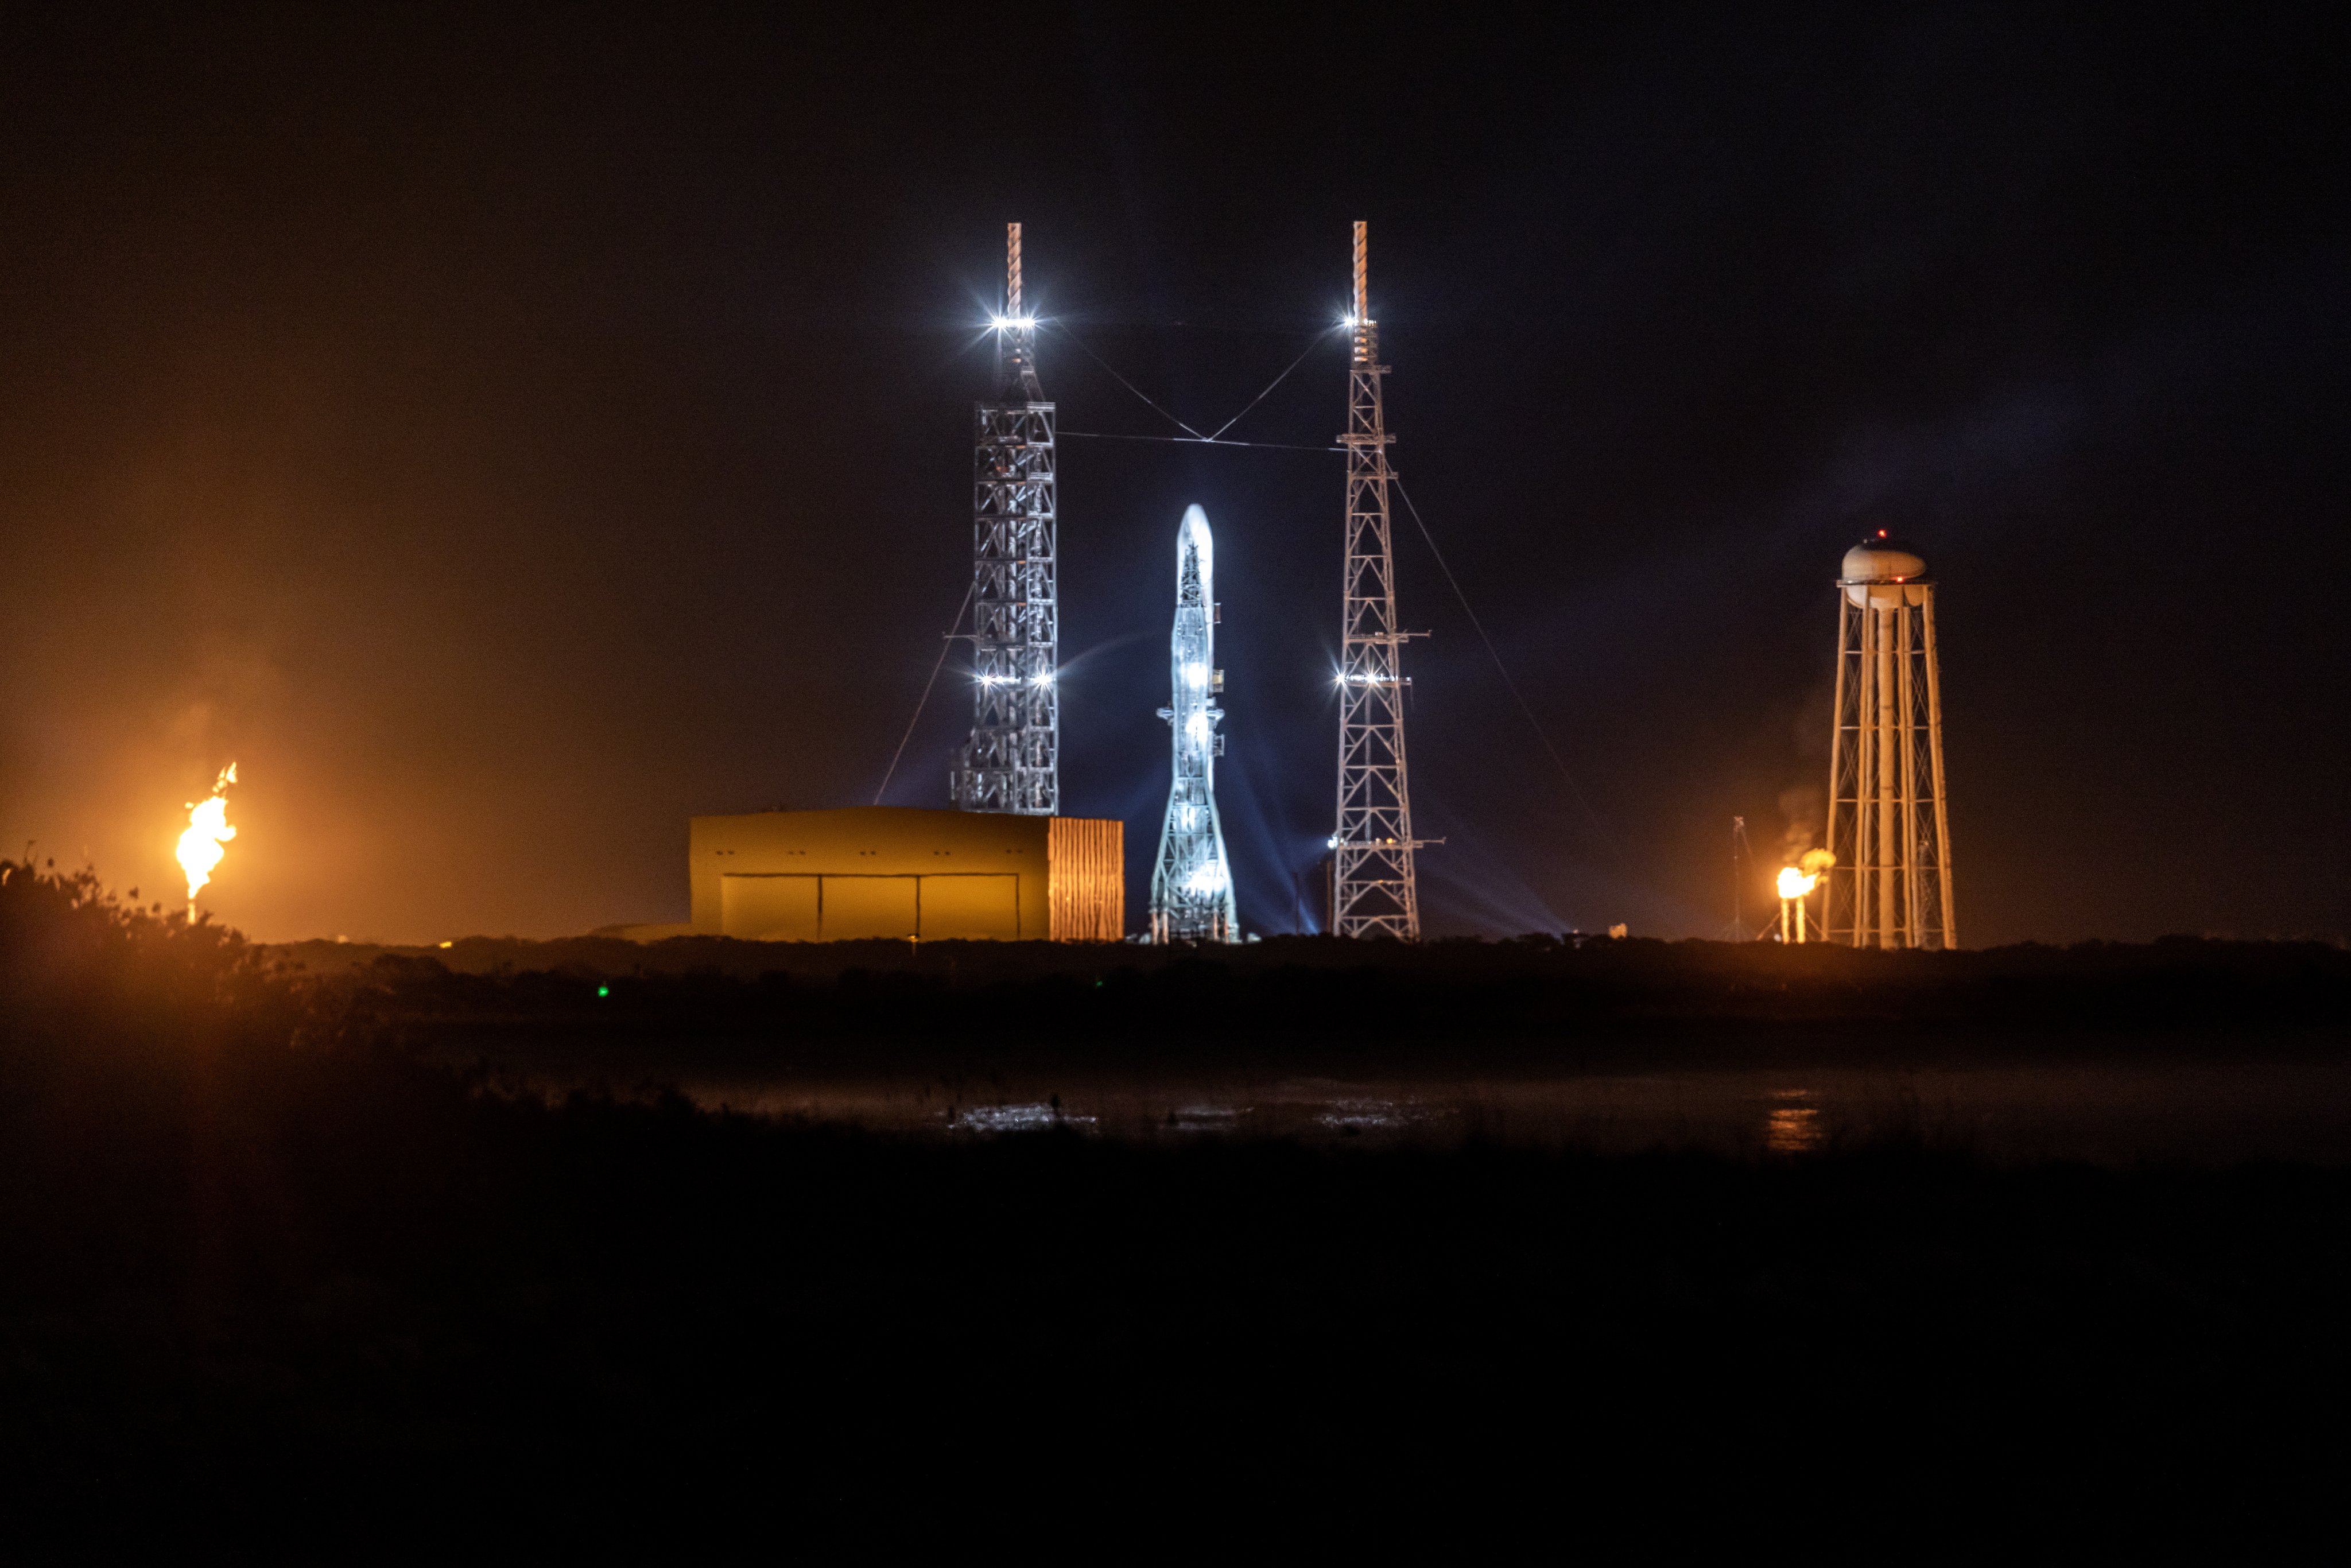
<box><xmin>720</xmin><ymin>871</ymin><xmax>1019</xmax><ymax>941</ymax></box>
<box><xmin>720</xmin><ymin>874</ymin><xmax>819</xmax><ymax>941</ymax></box>
<box><xmin>818</xmin><ymin>876</ymin><xmax>920</xmax><ymax>941</ymax></box>
<box><xmin>916</xmin><ymin>874</ymin><xmax>1019</xmax><ymax>940</ymax></box>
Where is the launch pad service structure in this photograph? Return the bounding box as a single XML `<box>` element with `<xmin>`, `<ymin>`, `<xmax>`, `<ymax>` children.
<box><xmin>952</xmin><ymin>223</ymin><xmax>1059</xmax><ymax>816</ymax></box>
<box><xmin>1149</xmin><ymin>506</ymin><xmax>1239</xmax><ymax>942</ymax></box>
<box><xmin>1823</xmin><ymin>535</ymin><xmax>1957</xmax><ymax>949</ymax></box>
<box><xmin>1330</xmin><ymin>222</ymin><xmax>1427</xmax><ymax>939</ymax></box>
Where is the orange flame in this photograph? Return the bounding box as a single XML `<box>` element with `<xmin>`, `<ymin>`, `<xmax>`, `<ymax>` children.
<box><xmin>177</xmin><ymin>763</ymin><xmax>238</xmax><ymax>913</ymax></box>
<box><xmin>1776</xmin><ymin>865</ymin><xmax>1817</xmax><ymax>901</ymax></box>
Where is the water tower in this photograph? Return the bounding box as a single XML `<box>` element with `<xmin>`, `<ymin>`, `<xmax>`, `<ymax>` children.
<box><xmin>1822</xmin><ymin>533</ymin><xmax>1957</xmax><ymax>949</ymax></box>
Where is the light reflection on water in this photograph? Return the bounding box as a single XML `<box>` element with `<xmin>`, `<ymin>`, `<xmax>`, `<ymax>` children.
<box><xmin>1766</xmin><ymin>1089</ymin><xmax>1823</xmax><ymax>1155</ymax></box>
<box><xmin>951</xmin><ymin>1103</ymin><xmax>1097</xmax><ymax>1134</ymax></box>
<box><xmin>1166</xmin><ymin>1105</ymin><xmax>1246</xmax><ymax>1132</ymax></box>
<box><xmin>1314</xmin><ymin>1098</ymin><xmax>1452</xmax><ymax>1134</ymax></box>
<box><xmin>475</xmin><ymin>1053</ymin><xmax>2351</xmax><ymax>1166</ymax></box>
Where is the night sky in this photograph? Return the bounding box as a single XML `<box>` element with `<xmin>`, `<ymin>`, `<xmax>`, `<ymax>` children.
<box><xmin>1</xmin><ymin>5</ymin><xmax>2342</xmax><ymax>945</ymax></box>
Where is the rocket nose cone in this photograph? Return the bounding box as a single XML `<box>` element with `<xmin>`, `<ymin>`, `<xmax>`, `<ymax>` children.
<box><xmin>1178</xmin><ymin>503</ymin><xmax>1214</xmax><ymax>581</ymax></box>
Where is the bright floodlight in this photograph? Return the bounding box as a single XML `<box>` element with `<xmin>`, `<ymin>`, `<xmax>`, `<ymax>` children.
<box><xmin>1031</xmin><ymin>672</ymin><xmax>1054</xmax><ymax>688</ymax></box>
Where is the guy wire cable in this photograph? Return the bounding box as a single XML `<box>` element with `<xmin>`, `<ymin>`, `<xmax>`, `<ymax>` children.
<box><xmin>1203</xmin><ymin>331</ymin><xmax>1329</xmax><ymax>441</ymax></box>
<box><xmin>1048</xmin><ymin>321</ymin><xmax>1340</xmax><ymax>448</ymax></box>
<box><xmin>1060</xmin><ymin>430</ymin><xmax>1343</xmax><ymax>453</ymax></box>
<box><xmin>1392</xmin><ymin>476</ymin><xmax>1621</xmax><ymax>855</ymax></box>
<box><xmin>874</xmin><ymin>579</ymin><xmax>976</xmax><ymax>805</ymax></box>
<box><xmin>1045</xmin><ymin>323</ymin><xmax>1205</xmax><ymax>438</ymax></box>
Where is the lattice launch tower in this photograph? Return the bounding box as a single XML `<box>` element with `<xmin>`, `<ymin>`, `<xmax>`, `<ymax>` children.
<box><xmin>1330</xmin><ymin>221</ymin><xmax>1423</xmax><ymax>938</ymax></box>
<box><xmin>952</xmin><ymin>223</ymin><xmax>1059</xmax><ymax>814</ymax></box>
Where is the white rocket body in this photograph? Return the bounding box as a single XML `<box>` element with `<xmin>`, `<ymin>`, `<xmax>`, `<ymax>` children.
<box><xmin>1149</xmin><ymin>505</ymin><xmax>1239</xmax><ymax>942</ymax></box>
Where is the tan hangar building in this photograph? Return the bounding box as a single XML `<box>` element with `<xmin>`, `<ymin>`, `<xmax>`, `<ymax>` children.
<box><xmin>686</xmin><ymin>806</ymin><xmax>1123</xmax><ymax>942</ymax></box>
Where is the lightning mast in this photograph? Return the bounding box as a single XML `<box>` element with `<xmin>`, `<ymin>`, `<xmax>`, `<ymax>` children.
<box><xmin>952</xmin><ymin>223</ymin><xmax>1059</xmax><ymax>814</ymax></box>
<box><xmin>1330</xmin><ymin>222</ymin><xmax>1423</xmax><ymax>938</ymax></box>
<box><xmin>1150</xmin><ymin>506</ymin><xmax>1239</xmax><ymax>942</ymax></box>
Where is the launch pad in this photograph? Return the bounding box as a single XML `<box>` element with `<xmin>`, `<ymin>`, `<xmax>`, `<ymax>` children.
<box><xmin>660</xmin><ymin>224</ymin><xmax>1957</xmax><ymax>949</ymax></box>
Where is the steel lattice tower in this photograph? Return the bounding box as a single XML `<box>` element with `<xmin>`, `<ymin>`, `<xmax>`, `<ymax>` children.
<box><xmin>951</xmin><ymin>223</ymin><xmax>1059</xmax><ymax>814</ymax></box>
<box><xmin>1330</xmin><ymin>221</ymin><xmax>1422</xmax><ymax>938</ymax></box>
<box><xmin>1150</xmin><ymin>505</ymin><xmax>1239</xmax><ymax>942</ymax></box>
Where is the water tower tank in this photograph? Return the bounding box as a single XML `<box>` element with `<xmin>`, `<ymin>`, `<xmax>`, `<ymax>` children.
<box><xmin>1841</xmin><ymin>537</ymin><xmax>1931</xmax><ymax>610</ymax></box>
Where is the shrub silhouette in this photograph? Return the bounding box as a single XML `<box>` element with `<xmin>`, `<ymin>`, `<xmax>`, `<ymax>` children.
<box><xmin>3</xmin><ymin>861</ymin><xmax>2347</xmax><ymax>1547</ymax></box>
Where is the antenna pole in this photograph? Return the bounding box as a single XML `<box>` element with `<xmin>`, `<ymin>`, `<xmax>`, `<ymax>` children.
<box><xmin>1353</xmin><ymin>223</ymin><xmax>1369</xmax><ymax>334</ymax></box>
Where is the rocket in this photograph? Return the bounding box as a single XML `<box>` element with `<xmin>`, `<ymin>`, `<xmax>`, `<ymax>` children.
<box><xmin>1149</xmin><ymin>505</ymin><xmax>1240</xmax><ymax>942</ymax></box>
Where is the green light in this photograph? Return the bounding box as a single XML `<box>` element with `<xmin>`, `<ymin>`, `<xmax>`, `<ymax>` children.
<box><xmin>596</xmin><ymin>985</ymin><xmax>611</xmax><ymax>998</ymax></box>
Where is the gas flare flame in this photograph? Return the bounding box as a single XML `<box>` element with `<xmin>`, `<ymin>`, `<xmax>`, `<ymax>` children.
<box><xmin>177</xmin><ymin>763</ymin><xmax>238</xmax><ymax>914</ymax></box>
<box><xmin>1776</xmin><ymin>865</ymin><xmax>1817</xmax><ymax>901</ymax></box>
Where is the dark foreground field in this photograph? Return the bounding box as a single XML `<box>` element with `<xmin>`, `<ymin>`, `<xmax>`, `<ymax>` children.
<box><xmin>6</xmin><ymin>864</ymin><xmax>2349</xmax><ymax>1549</ymax></box>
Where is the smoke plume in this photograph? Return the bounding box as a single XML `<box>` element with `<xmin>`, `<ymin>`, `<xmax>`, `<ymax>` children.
<box><xmin>1778</xmin><ymin>785</ymin><xmax>1821</xmax><ymax>867</ymax></box>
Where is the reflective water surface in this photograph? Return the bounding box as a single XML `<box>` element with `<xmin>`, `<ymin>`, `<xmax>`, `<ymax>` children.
<box><xmin>478</xmin><ymin>1048</ymin><xmax>2351</xmax><ymax>1165</ymax></box>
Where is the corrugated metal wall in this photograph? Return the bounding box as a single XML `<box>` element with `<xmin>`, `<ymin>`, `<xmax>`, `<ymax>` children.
<box><xmin>1047</xmin><ymin>817</ymin><xmax>1124</xmax><ymax>942</ymax></box>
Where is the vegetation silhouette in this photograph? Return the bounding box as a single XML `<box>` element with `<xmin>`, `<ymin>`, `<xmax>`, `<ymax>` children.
<box><xmin>289</xmin><ymin>925</ymin><xmax>2351</xmax><ymax>1043</ymax></box>
<box><xmin>3</xmin><ymin>861</ymin><xmax>2346</xmax><ymax>1547</ymax></box>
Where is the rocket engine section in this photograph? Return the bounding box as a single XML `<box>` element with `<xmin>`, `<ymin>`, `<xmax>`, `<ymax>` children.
<box><xmin>1149</xmin><ymin>505</ymin><xmax>1240</xmax><ymax>942</ymax></box>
